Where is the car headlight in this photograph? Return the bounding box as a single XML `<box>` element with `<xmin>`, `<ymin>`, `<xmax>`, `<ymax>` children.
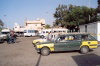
<box><xmin>33</xmin><ymin>40</ymin><xmax>37</xmax><ymax>43</ymax></box>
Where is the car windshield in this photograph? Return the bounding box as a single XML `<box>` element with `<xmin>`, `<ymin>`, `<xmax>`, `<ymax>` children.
<box><xmin>1</xmin><ymin>32</ymin><xmax>10</xmax><ymax>34</ymax></box>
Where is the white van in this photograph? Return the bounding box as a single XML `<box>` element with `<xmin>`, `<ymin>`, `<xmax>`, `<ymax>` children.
<box><xmin>39</xmin><ymin>28</ymin><xmax>68</xmax><ymax>38</ymax></box>
<box><xmin>24</xmin><ymin>30</ymin><xmax>37</xmax><ymax>37</ymax></box>
<box><xmin>1</xmin><ymin>29</ymin><xmax>10</xmax><ymax>39</ymax></box>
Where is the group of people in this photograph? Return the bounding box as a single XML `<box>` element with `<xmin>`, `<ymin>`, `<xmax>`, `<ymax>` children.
<box><xmin>6</xmin><ymin>31</ymin><xmax>17</xmax><ymax>44</ymax></box>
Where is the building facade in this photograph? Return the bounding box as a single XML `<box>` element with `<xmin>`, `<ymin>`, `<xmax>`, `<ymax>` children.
<box><xmin>13</xmin><ymin>23</ymin><xmax>25</xmax><ymax>32</ymax></box>
<box><xmin>25</xmin><ymin>19</ymin><xmax>45</xmax><ymax>31</ymax></box>
<box><xmin>13</xmin><ymin>19</ymin><xmax>46</xmax><ymax>33</ymax></box>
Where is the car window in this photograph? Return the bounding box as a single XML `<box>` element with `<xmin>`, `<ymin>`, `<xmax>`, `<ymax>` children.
<box><xmin>56</xmin><ymin>35</ymin><xmax>81</xmax><ymax>42</ymax></box>
<box><xmin>88</xmin><ymin>35</ymin><xmax>97</xmax><ymax>40</ymax></box>
<box><xmin>81</xmin><ymin>34</ymin><xmax>96</xmax><ymax>40</ymax></box>
<box><xmin>56</xmin><ymin>36</ymin><xmax>66</xmax><ymax>42</ymax></box>
<box><xmin>67</xmin><ymin>35</ymin><xmax>80</xmax><ymax>41</ymax></box>
<box><xmin>43</xmin><ymin>31</ymin><xmax>45</xmax><ymax>33</ymax></box>
<box><xmin>68</xmin><ymin>36</ymin><xmax>74</xmax><ymax>40</ymax></box>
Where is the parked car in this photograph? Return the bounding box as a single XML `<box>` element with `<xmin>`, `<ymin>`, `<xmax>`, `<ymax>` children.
<box><xmin>0</xmin><ymin>33</ymin><xmax>7</xmax><ymax>40</ymax></box>
<box><xmin>35</xmin><ymin>33</ymin><xmax>98</xmax><ymax>56</ymax></box>
<box><xmin>0</xmin><ymin>34</ymin><xmax>5</xmax><ymax>43</ymax></box>
<box><xmin>1</xmin><ymin>29</ymin><xmax>10</xmax><ymax>40</ymax></box>
<box><xmin>39</xmin><ymin>28</ymin><xmax>68</xmax><ymax>38</ymax></box>
<box><xmin>33</xmin><ymin>37</ymin><xmax>48</xmax><ymax>46</ymax></box>
<box><xmin>32</xmin><ymin>33</ymin><xmax>60</xmax><ymax>46</ymax></box>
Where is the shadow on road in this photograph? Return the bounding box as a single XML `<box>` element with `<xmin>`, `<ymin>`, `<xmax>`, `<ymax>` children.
<box><xmin>72</xmin><ymin>53</ymin><xmax>100</xmax><ymax>66</ymax></box>
<box><xmin>16</xmin><ymin>41</ymin><xmax>21</xmax><ymax>43</ymax></box>
<box><xmin>51</xmin><ymin>50</ymin><xmax>79</xmax><ymax>54</ymax></box>
<box><xmin>35</xmin><ymin>54</ymin><xmax>41</xmax><ymax>66</ymax></box>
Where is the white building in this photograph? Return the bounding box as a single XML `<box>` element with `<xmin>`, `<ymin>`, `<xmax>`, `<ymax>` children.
<box><xmin>13</xmin><ymin>23</ymin><xmax>24</xmax><ymax>32</ymax></box>
<box><xmin>13</xmin><ymin>19</ymin><xmax>46</xmax><ymax>33</ymax></box>
<box><xmin>79</xmin><ymin>21</ymin><xmax>100</xmax><ymax>41</ymax></box>
<box><xmin>25</xmin><ymin>19</ymin><xmax>45</xmax><ymax>32</ymax></box>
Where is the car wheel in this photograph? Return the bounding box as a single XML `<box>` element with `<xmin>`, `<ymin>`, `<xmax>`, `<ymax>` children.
<box><xmin>80</xmin><ymin>46</ymin><xmax>89</xmax><ymax>54</ymax></box>
<box><xmin>41</xmin><ymin>47</ymin><xmax>50</xmax><ymax>56</ymax></box>
<box><xmin>41</xmin><ymin>35</ymin><xmax>44</xmax><ymax>38</ymax></box>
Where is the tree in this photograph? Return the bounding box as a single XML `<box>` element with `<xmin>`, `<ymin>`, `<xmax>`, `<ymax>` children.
<box><xmin>54</xmin><ymin>4</ymin><xmax>68</xmax><ymax>27</ymax></box>
<box><xmin>53</xmin><ymin>4</ymin><xmax>97</xmax><ymax>32</ymax></box>
<box><xmin>0</xmin><ymin>19</ymin><xmax>4</xmax><ymax>27</ymax></box>
<box><xmin>97</xmin><ymin>0</ymin><xmax>100</xmax><ymax>13</ymax></box>
<box><xmin>0</xmin><ymin>19</ymin><xmax>4</xmax><ymax>31</ymax></box>
<box><xmin>97</xmin><ymin>0</ymin><xmax>100</xmax><ymax>21</ymax></box>
<box><xmin>45</xmin><ymin>24</ymin><xmax>51</xmax><ymax>29</ymax></box>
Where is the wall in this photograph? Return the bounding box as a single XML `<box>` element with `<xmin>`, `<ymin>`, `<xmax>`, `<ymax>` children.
<box><xmin>79</xmin><ymin>22</ymin><xmax>100</xmax><ymax>41</ymax></box>
<box><xmin>97</xmin><ymin>21</ymin><xmax>100</xmax><ymax>41</ymax></box>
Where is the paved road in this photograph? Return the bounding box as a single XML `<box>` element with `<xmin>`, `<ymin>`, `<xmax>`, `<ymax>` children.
<box><xmin>0</xmin><ymin>37</ymin><xmax>100</xmax><ymax>66</ymax></box>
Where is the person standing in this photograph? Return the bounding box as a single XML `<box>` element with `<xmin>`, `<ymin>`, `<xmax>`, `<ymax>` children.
<box><xmin>6</xmin><ymin>33</ymin><xmax>12</xmax><ymax>44</ymax></box>
<box><xmin>10</xmin><ymin>31</ymin><xmax>16</xmax><ymax>43</ymax></box>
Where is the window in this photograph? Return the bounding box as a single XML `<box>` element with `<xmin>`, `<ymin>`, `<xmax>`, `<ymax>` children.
<box><xmin>56</xmin><ymin>34</ymin><xmax>82</xmax><ymax>42</ymax></box>
<box><xmin>28</xmin><ymin>30</ymin><xmax>31</xmax><ymax>33</ymax></box>
<box><xmin>68</xmin><ymin>36</ymin><xmax>74</xmax><ymax>40</ymax></box>
<box><xmin>31</xmin><ymin>30</ymin><xmax>34</xmax><ymax>33</ymax></box>
<box><xmin>56</xmin><ymin>36</ymin><xmax>66</xmax><ymax>42</ymax></box>
<box><xmin>46</xmin><ymin>31</ymin><xmax>48</xmax><ymax>33</ymax></box>
<box><xmin>81</xmin><ymin>34</ymin><xmax>96</xmax><ymax>40</ymax></box>
<box><xmin>54</xmin><ymin>31</ymin><xmax>56</xmax><ymax>33</ymax></box>
<box><xmin>24</xmin><ymin>30</ymin><xmax>27</xmax><ymax>33</ymax></box>
<box><xmin>28</xmin><ymin>30</ymin><xmax>34</xmax><ymax>33</ymax></box>
<box><xmin>43</xmin><ymin>31</ymin><xmax>45</xmax><ymax>33</ymax></box>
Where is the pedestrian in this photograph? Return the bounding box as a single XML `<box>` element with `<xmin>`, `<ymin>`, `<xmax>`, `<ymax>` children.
<box><xmin>6</xmin><ymin>33</ymin><xmax>12</xmax><ymax>44</ymax></box>
<box><xmin>47</xmin><ymin>32</ymin><xmax>50</xmax><ymax>41</ymax></box>
<box><xmin>13</xmin><ymin>33</ymin><xmax>17</xmax><ymax>43</ymax></box>
<box><xmin>10</xmin><ymin>31</ymin><xmax>16</xmax><ymax>43</ymax></box>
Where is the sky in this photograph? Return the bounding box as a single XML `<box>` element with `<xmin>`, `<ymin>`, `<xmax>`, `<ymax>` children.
<box><xmin>0</xmin><ymin>0</ymin><xmax>98</xmax><ymax>29</ymax></box>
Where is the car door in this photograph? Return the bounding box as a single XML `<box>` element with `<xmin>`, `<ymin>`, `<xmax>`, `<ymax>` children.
<box><xmin>65</xmin><ymin>35</ymin><xmax>82</xmax><ymax>50</ymax></box>
<box><xmin>65</xmin><ymin>40</ymin><xmax>81</xmax><ymax>50</ymax></box>
<box><xmin>54</xmin><ymin>41</ymin><xmax>68</xmax><ymax>51</ymax></box>
<box><xmin>54</xmin><ymin>35</ymin><xmax>68</xmax><ymax>51</ymax></box>
<box><xmin>54</xmin><ymin>35</ymin><xmax>82</xmax><ymax>51</ymax></box>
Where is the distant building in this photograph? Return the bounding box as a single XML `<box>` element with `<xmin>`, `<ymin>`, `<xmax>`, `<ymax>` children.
<box><xmin>13</xmin><ymin>23</ymin><xmax>24</xmax><ymax>32</ymax></box>
<box><xmin>13</xmin><ymin>19</ymin><xmax>46</xmax><ymax>33</ymax></box>
<box><xmin>79</xmin><ymin>21</ymin><xmax>100</xmax><ymax>41</ymax></box>
<box><xmin>25</xmin><ymin>19</ymin><xmax>45</xmax><ymax>33</ymax></box>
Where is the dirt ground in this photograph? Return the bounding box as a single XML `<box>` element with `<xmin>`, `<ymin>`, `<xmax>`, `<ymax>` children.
<box><xmin>0</xmin><ymin>37</ymin><xmax>100</xmax><ymax>66</ymax></box>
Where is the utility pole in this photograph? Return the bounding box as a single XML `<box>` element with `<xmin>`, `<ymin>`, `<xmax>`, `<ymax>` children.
<box><xmin>85</xmin><ymin>0</ymin><xmax>91</xmax><ymax>33</ymax></box>
<box><xmin>89</xmin><ymin>0</ymin><xmax>91</xmax><ymax>22</ymax></box>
